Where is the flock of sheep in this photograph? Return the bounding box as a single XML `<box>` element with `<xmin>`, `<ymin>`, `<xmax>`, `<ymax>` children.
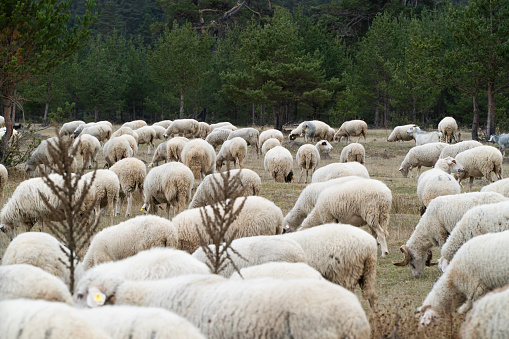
<box><xmin>1</xmin><ymin>116</ymin><xmax>509</xmax><ymax>338</ymax></box>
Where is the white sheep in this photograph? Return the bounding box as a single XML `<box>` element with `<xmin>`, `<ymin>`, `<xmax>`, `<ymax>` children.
<box><xmin>109</xmin><ymin>157</ymin><xmax>146</xmax><ymax>217</ymax></box>
<box><xmin>437</xmin><ymin>116</ymin><xmax>458</xmax><ymax>143</ymax></box>
<box><xmin>119</xmin><ymin>134</ymin><xmax>138</xmax><ymax>155</ymax></box>
<box><xmin>229</xmin><ymin>262</ymin><xmax>324</xmax><ymax>281</ymax></box>
<box><xmin>439</xmin><ymin>140</ymin><xmax>482</xmax><ymax>159</ymax></box>
<box><xmin>227</xmin><ymin>127</ymin><xmax>260</xmax><ymax>157</ymax></box>
<box><xmin>311</xmin><ymin>161</ymin><xmax>370</xmax><ymax>182</ymax></box>
<box><xmin>111</xmin><ymin>126</ymin><xmax>136</xmax><ymax>139</ymax></box>
<box><xmin>398</xmin><ymin>142</ymin><xmax>448</xmax><ymax>178</ymax></box>
<box><xmin>59</xmin><ymin>120</ymin><xmax>85</xmax><ymax>137</ymax></box>
<box><xmin>141</xmin><ymin>162</ymin><xmax>194</xmax><ymax>218</ymax></box>
<box><xmin>407</xmin><ymin>126</ymin><xmax>441</xmax><ymax>146</ymax></box>
<box><xmin>122</xmin><ymin>120</ymin><xmax>147</xmax><ymax>130</ymax></box>
<box><xmin>205</xmin><ymin>128</ymin><xmax>232</xmax><ymax>150</ymax></box>
<box><xmin>334</xmin><ymin>119</ymin><xmax>368</xmax><ymax>143</ymax></box>
<box><xmin>188</xmin><ymin>169</ymin><xmax>261</xmax><ymax>208</ymax></box>
<box><xmin>264</xmin><ymin>146</ymin><xmax>293</xmax><ymax>183</ymax></box>
<box><xmin>0</xmin><ymin>164</ymin><xmax>7</xmax><ymax>201</ymax></box>
<box><xmin>173</xmin><ymin>196</ymin><xmax>284</xmax><ymax>253</ymax></box>
<box><xmin>419</xmin><ymin>231</ymin><xmax>509</xmax><ymax>325</ymax></box>
<box><xmin>102</xmin><ymin>137</ymin><xmax>133</xmax><ymax>167</ymax></box>
<box><xmin>295</xmin><ymin>140</ymin><xmax>333</xmax><ymax>183</ymax></box>
<box><xmin>258</xmin><ymin>129</ymin><xmax>284</xmax><ymax>152</ymax></box>
<box><xmin>288</xmin><ymin>122</ymin><xmax>305</xmax><ymax>140</ymax></box>
<box><xmin>0</xmin><ymin>264</ymin><xmax>74</xmax><ymax>304</ymax></box>
<box><xmin>302</xmin><ymin>120</ymin><xmax>333</xmax><ymax>141</ymax></box>
<box><xmin>261</xmin><ymin>137</ymin><xmax>281</xmax><ymax>155</ymax></box>
<box><xmin>326</xmin><ymin>126</ymin><xmax>335</xmax><ymax>141</ymax></box>
<box><xmin>82</xmin><ymin>169</ymin><xmax>120</xmax><ymax>223</ymax></box>
<box><xmin>84</xmin><ymin>274</ymin><xmax>371</xmax><ymax>339</ymax></box>
<box><xmin>480</xmin><ymin>177</ymin><xmax>509</xmax><ymax>197</ymax></box>
<box><xmin>300</xmin><ymin>178</ymin><xmax>392</xmax><ymax>257</ymax></box>
<box><xmin>74</xmin><ymin>247</ymin><xmax>211</xmax><ymax>308</ymax></box>
<box><xmin>82</xmin><ymin>215</ymin><xmax>179</xmax><ymax>271</ymax></box>
<box><xmin>149</xmin><ymin>140</ymin><xmax>169</xmax><ymax>167</ymax></box>
<box><xmin>181</xmin><ymin>138</ymin><xmax>216</xmax><ymax>182</ymax></box>
<box><xmin>197</xmin><ymin>121</ymin><xmax>210</xmax><ymax>139</ymax></box>
<box><xmin>166</xmin><ymin>136</ymin><xmax>189</xmax><ymax>162</ymax></box>
<box><xmin>164</xmin><ymin>119</ymin><xmax>200</xmax><ymax>138</ymax></box>
<box><xmin>134</xmin><ymin>126</ymin><xmax>156</xmax><ymax>154</ymax></box>
<box><xmin>192</xmin><ymin>235</ymin><xmax>307</xmax><ymax>277</ymax></box>
<box><xmin>79</xmin><ymin>124</ymin><xmax>112</xmax><ymax>144</ymax></box>
<box><xmin>151</xmin><ymin>124</ymin><xmax>166</xmax><ymax>140</ymax></box>
<box><xmin>209</xmin><ymin>121</ymin><xmax>236</xmax><ymax>132</ymax></box>
<box><xmin>393</xmin><ymin>191</ymin><xmax>508</xmax><ymax>278</ymax></box>
<box><xmin>455</xmin><ymin>145</ymin><xmax>503</xmax><ymax>191</ymax></box>
<box><xmin>72</xmin><ymin>134</ymin><xmax>101</xmax><ymax>169</ymax></box>
<box><xmin>215</xmin><ymin>136</ymin><xmax>247</xmax><ymax>171</ymax></box>
<box><xmin>387</xmin><ymin>124</ymin><xmax>420</xmax><ymax>142</ymax></box>
<box><xmin>25</xmin><ymin>136</ymin><xmax>59</xmax><ymax>176</ymax></box>
<box><xmin>153</xmin><ymin>120</ymin><xmax>173</xmax><ymax>129</ymax></box>
<box><xmin>339</xmin><ymin>142</ymin><xmax>365</xmax><ymax>164</ymax></box>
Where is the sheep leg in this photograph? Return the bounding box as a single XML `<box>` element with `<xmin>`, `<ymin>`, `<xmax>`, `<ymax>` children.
<box><xmin>468</xmin><ymin>177</ymin><xmax>474</xmax><ymax>192</ymax></box>
<box><xmin>126</xmin><ymin>192</ymin><xmax>133</xmax><ymax>217</ymax></box>
<box><xmin>298</xmin><ymin>168</ymin><xmax>303</xmax><ymax>183</ymax></box>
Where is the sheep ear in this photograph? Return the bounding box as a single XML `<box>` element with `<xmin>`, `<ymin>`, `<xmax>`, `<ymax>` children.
<box><xmin>398</xmin><ymin>167</ymin><xmax>403</xmax><ymax>172</ymax></box>
<box><xmin>87</xmin><ymin>287</ymin><xmax>106</xmax><ymax>308</ymax></box>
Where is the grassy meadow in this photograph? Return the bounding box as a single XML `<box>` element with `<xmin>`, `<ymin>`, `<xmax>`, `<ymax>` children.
<box><xmin>0</xmin><ymin>125</ymin><xmax>502</xmax><ymax>337</ymax></box>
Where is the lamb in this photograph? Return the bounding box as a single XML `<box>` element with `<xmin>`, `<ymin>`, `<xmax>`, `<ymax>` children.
<box><xmin>300</xmin><ymin>178</ymin><xmax>392</xmax><ymax>257</ymax></box>
<box><xmin>102</xmin><ymin>137</ymin><xmax>133</xmax><ymax>167</ymax></box>
<box><xmin>111</xmin><ymin>126</ymin><xmax>136</xmax><ymax>139</ymax></box>
<box><xmin>227</xmin><ymin>127</ymin><xmax>260</xmax><ymax>157</ymax></box>
<box><xmin>82</xmin><ymin>274</ymin><xmax>371</xmax><ymax>339</ymax></box>
<box><xmin>188</xmin><ymin>169</ymin><xmax>261</xmax><ymax>208</ymax></box>
<box><xmin>74</xmin><ymin>247</ymin><xmax>211</xmax><ymax>307</ymax></box>
<box><xmin>166</xmin><ymin>136</ymin><xmax>189</xmax><ymax>162</ymax></box>
<box><xmin>209</xmin><ymin>121</ymin><xmax>236</xmax><ymax>132</ymax></box>
<box><xmin>59</xmin><ymin>120</ymin><xmax>85</xmax><ymax>137</ymax></box>
<box><xmin>0</xmin><ymin>299</ymin><xmax>111</xmax><ymax>339</ymax></box>
<box><xmin>419</xmin><ymin>231</ymin><xmax>509</xmax><ymax>325</ymax></box>
<box><xmin>295</xmin><ymin>140</ymin><xmax>333</xmax><ymax>183</ymax></box>
<box><xmin>489</xmin><ymin>133</ymin><xmax>509</xmax><ymax>156</ymax></box>
<box><xmin>204</xmin><ymin>128</ymin><xmax>231</xmax><ymax>150</ymax></box>
<box><xmin>0</xmin><ymin>164</ymin><xmax>7</xmax><ymax>201</ymax></box>
<box><xmin>197</xmin><ymin>121</ymin><xmax>210</xmax><ymax>139</ymax></box>
<box><xmin>173</xmin><ymin>196</ymin><xmax>284</xmax><ymax>253</ymax></box>
<box><xmin>0</xmin><ymin>264</ymin><xmax>74</xmax><ymax>304</ymax></box>
<box><xmin>334</xmin><ymin>119</ymin><xmax>368</xmax><ymax>143</ymax></box>
<box><xmin>215</xmin><ymin>136</ymin><xmax>247</xmax><ymax>171</ymax></box>
<box><xmin>134</xmin><ymin>126</ymin><xmax>156</xmax><ymax>154</ymax></box>
<box><xmin>141</xmin><ymin>162</ymin><xmax>194</xmax><ymax>218</ymax></box>
<box><xmin>78</xmin><ymin>124</ymin><xmax>112</xmax><ymax>144</ymax></box>
<box><xmin>406</xmin><ymin>126</ymin><xmax>441</xmax><ymax>146</ymax></box>
<box><xmin>439</xmin><ymin>200</ymin><xmax>509</xmax><ymax>272</ymax></box>
<box><xmin>72</xmin><ymin>134</ymin><xmax>101</xmax><ymax>169</ymax></box>
<box><xmin>119</xmin><ymin>134</ymin><xmax>138</xmax><ymax>155</ymax></box>
<box><xmin>439</xmin><ymin>140</ymin><xmax>483</xmax><ymax>159</ymax></box>
<box><xmin>122</xmin><ymin>120</ymin><xmax>147</xmax><ymax>130</ymax></box>
<box><xmin>181</xmin><ymin>139</ymin><xmax>216</xmax><ymax>182</ymax></box>
<box><xmin>264</xmin><ymin>146</ymin><xmax>293</xmax><ymax>183</ymax></box>
<box><xmin>339</xmin><ymin>142</ymin><xmax>365</xmax><ymax>164</ymax></box>
<box><xmin>149</xmin><ymin>140</ymin><xmax>168</xmax><ymax>167</ymax></box>
<box><xmin>164</xmin><ymin>119</ymin><xmax>200</xmax><ymax>138</ymax></box>
<box><xmin>153</xmin><ymin>120</ymin><xmax>173</xmax><ymax>129</ymax></box>
<box><xmin>109</xmin><ymin>157</ymin><xmax>146</xmax><ymax>217</ymax></box>
<box><xmin>82</xmin><ymin>169</ymin><xmax>120</xmax><ymax>223</ymax></box>
<box><xmin>398</xmin><ymin>142</ymin><xmax>448</xmax><ymax>178</ymax></box>
<box><xmin>229</xmin><ymin>262</ymin><xmax>324</xmax><ymax>281</ymax></box>
<box><xmin>387</xmin><ymin>124</ymin><xmax>420</xmax><ymax>142</ymax></box>
<box><xmin>258</xmin><ymin>129</ymin><xmax>284</xmax><ymax>152</ymax></box>
<box><xmin>261</xmin><ymin>137</ymin><xmax>280</xmax><ymax>155</ymax></box>
<box><xmin>393</xmin><ymin>191</ymin><xmax>508</xmax><ymax>278</ymax></box>
<box><xmin>151</xmin><ymin>124</ymin><xmax>166</xmax><ymax>140</ymax></box>
<box><xmin>454</xmin><ymin>145</ymin><xmax>503</xmax><ymax>191</ymax></box>
<box><xmin>480</xmin><ymin>177</ymin><xmax>509</xmax><ymax>197</ymax></box>
<box><xmin>311</xmin><ymin>161</ymin><xmax>370</xmax><ymax>182</ymax></box>
<box><xmin>82</xmin><ymin>215</ymin><xmax>179</xmax><ymax>271</ymax></box>
<box><xmin>437</xmin><ymin>116</ymin><xmax>458</xmax><ymax>143</ymax></box>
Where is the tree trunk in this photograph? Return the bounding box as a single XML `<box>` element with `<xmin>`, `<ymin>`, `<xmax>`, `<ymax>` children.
<box><xmin>487</xmin><ymin>81</ymin><xmax>496</xmax><ymax>139</ymax></box>
<box><xmin>43</xmin><ymin>101</ymin><xmax>50</xmax><ymax>126</ymax></box>
<box><xmin>252</xmin><ymin>103</ymin><xmax>255</xmax><ymax>126</ymax></box>
<box><xmin>179</xmin><ymin>87</ymin><xmax>185</xmax><ymax>118</ymax></box>
<box><xmin>260</xmin><ymin>104</ymin><xmax>264</xmax><ymax>126</ymax></box>
<box><xmin>374</xmin><ymin>89</ymin><xmax>380</xmax><ymax>127</ymax></box>
<box><xmin>1</xmin><ymin>86</ymin><xmax>14</xmax><ymax>163</ymax></box>
<box><xmin>412</xmin><ymin>96</ymin><xmax>417</xmax><ymax>124</ymax></box>
<box><xmin>94</xmin><ymin>104</ymin><xmax>99</xmax><ymax>122</ymax></box>
<box><xmin>132</xmin><ymin>99</ymin><xmax>136</xmax><ymax>121</ymax></box>
<box><xmin>472</xmin><ymin>95</ymin><xmax>480</xmax><ymax>140</ymax></box>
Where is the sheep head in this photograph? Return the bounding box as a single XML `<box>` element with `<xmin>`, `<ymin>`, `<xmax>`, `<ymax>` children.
<box><xmin>419</xmin><ymin>305</ymin><xmax>440</xmax><ymax>326</ymax></box>
<box><xmin>393</xmin><ymin>245</ymin><xmax>433</xmax><ymax>278</ymax></box>
<box><xmin>285</xmin><ymin>170</ymin><xmax>293</xmax><ymax>183</ymax></box>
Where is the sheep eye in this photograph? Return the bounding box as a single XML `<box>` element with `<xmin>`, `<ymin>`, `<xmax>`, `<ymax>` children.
<box><xmin>77</xmin><ymin>293</ymin><xmax>84</xmax><ymax>300</ymax></box>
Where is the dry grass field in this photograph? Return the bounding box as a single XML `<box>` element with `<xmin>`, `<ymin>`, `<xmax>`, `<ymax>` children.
<box><xmin>1</xmin><ymin>125</ymin><xmax>504</xmax><ymax>337</ymax></box>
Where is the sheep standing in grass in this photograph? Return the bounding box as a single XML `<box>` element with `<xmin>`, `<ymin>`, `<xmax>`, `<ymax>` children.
<box><xmin>399</xmin><ymin>142</ymin><xmax>448</xmax><ymax>178</ymax></box>
<box><xmin>205</xmin><ymin>128</ymin><xmax>232</xmax><ymax>150</ymax></box>
<box><xmin>102</xmin><ymin>137</ymin><xmax>133</xmax><ymax>167</ymax></box>
<box><xmin>489</xmin><ymin>133</ymin><xmax>509</xmax><ymax>156</ymax></box>
<box><xmin>25</xmin><ymin>136</ymin><xmax>59</xmax><ymax>176</ymax></box>
<box><xmin>72</xmin><ymin>134</ymin><xmax>101</xmax><ymax>169</ymax></box>
<box><xmin>181</xmin><ymin>139</ymin><xmax>216</xmax><ymax>182</ymax></box>
<box><xmin>215</xmin><ymin>137</ymin><xmax>247</xmax><ymax>171</ymax></box>
<box><xmin>407</xmin><ymin>126</ymin><xmax>441</xmax><ymax>146</ymax></box>
<box><xmin>300</xmin><ymin>178</ymin><xmax>392</xmax><ymax>257</ymax></box>
<box><xmin>300</xmin><ymin>121</ymin><xmax>317</xmax><ymax>142</ymax></box>
<box><xmin>455</xmin><ymin>145</ymin><xmax>503</xmax><ymax>191</ymax></box>
<box><xmin>258</xmin><ymin>129</ymin><xmax>284</xmax><ymax>152</ymax></box>
<box><xmin>264</xmin><ymin>146</ymin><xmax>293</xmax><ymax>183</ymax></box>
<box><xmin>149</xmin><ymin>140</ymin><xmax>169</xmax><ymax>167</ymax></box>
<box><xmin>339</xmin><ymin>142</ymin><xmax>365</xmax><ymax>164</ymax></box>
<box><xmin>393</xmin><ymin>191</ymin><xmax>507</xmax><ymax>278</ymax></box>
<box><xmin>119</xmin><ymin>134</ymin><xmax>138</xmax><ymax>155</ymax></box>
<box><xmin>334</xmin><ymin>120</ymin><xmax>368</xmax><ymax>143</ymax></box>
<box><xmin>439</xmin><ymin>140</ymin><xmax>482</xmax><ymax>159</ymax></box>
<box><xmin>227</xmin><ymin>127</ymin><xmax>260</xmax><ymax>157</ymax></box>
<box><xmin>438</xmin><ymin>116</ymin><xmax>458</xmax><ymax>143</ymax></box>
<box><xmin>0</xmin><ymin>164</ymin><xmax>7</xmax><ymax>201</ymax></box>
<box><xmin>166</xmin><ymin>137</ymin><xmax>189</xmax><ymax>162</ymax></box>
<box><xmin>164</xmin><ymin>119</ymin><xmax>200</xmax><ymax>138</ymax></box>
<box><xmin>141</xmin><ymin>162</ymin><xmax>194</xmax><ymax>218</ymax></box>
<box><xmin>83</xmin><ymin>169</ymin><xmax>120</xmax><ymax>223</ymax></box>
<box><xmin>151</xmin><ymin>125</ymin><xmax>166</xmax><ymax>140</ymax></box>
<box><xmin>311</xmin><ymin>162</ymin><xmax>370</xmax><ymax>182</ymax></box>
<box><xmin>79</xmin><ymin>124</ymin><xmax>112</xmax><ymax>144</ymax></box>
<box><xmin>109</xmin><ymin>157</ymin><xmax>146</xmax><ymax>217</ymax></box>
<box><xmin>481</xmin><ymin>177</ymin><xmax>509</xmax><ymax>197</ymax></box>
<box><xmin>197</xmin><ymin>122</ymin><xmax>210</xmax><ymax>139</ymax></box>
<box><xmin>135</xmin><ymin>126</ymin><xmax>156</xmax><ymax>154</ymax></box>
<box><xmin>387</xmin><ymin>124</ymin><xmax>420</xmax><ymax>142</ymax></box>
<box><xmin>295</xmin><ymin>140</ymin><xmax>333</xmax><ymax>183</ymax></box>
<box><xmin>59</xmin><ymin>120</ymin><xmax>85</xmax><ymax>137</ymax></box>
<box><xmin>289</xmin><ymin>122</ymin><xmax>305</xmax><ymax>140</ymax></box>
<box><xmin>261</xmin><ymin>138</ymin><xmax>280</xmax><ymax>155</ymax></box>
<box><xmin>82</xmin><ymin>215</ymin><xmax>179</xmax><ymax>270</ymax></box>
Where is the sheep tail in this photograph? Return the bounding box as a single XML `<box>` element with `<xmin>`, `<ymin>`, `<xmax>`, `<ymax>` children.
<box><xmin>360</xmin><ymin>255</ymin><xmax>378</xmax><ymax>311</ymax></box>
<box><xmin>305</xmin><ymin>153</ymin><xmax>312</xmax><ymax>170</ymax></box>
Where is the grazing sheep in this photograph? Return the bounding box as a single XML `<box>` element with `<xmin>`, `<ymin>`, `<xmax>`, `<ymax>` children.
<box><xmin>300</xmin><ymin>178</ymin><xmax>392</xmax><ymax>257</ymax></box>
<box><xmin>149</xmin><ymin>140</ymin><xmax>169</xmax><ymax>167</ymax></box>
<box><xmin>83</xmin><ymin>169</ymin><xmax>120</xmax><ymax>223</ymax></box>
<box><xmin>258</xmin><ymin>129</ymin><xmax>284</xmax><ymax>152</ymax></box>
<box><xmin>438</xmin><ymin>116</ymin><xmax>458</xmax><ymax>143</ymax></box>
<box><xmin>289</xmin><ymin>122</ymin><xmax>305</xmax><ymax>140</ymax></box>
<box><xmin>59</xmin><ymin>120</ymin><xmax>85</xmax><ymax>137</ymax></box>
<box><xmin>407</xmin><ymin>126</ymin><xmax>441</xmax><ymax>146</ymax></box>
<box><xmin>455</xmin><ymin>145</ymin><xmax>503</xmax><ymax>191</ymax></box>
<box><xmin>295</xmin><ymin>140</ymin><xmax>333</xmax><ymax>183</ymax></box>
<box><xmin>0</xmin><ymin>264</ymin><xmax>73</xmax><ymax>304</ymax></box>
<box><xmin>135</xmin><ymin>126</ymin><xmax>156</xmax><ymax>154</ymax></box>
<box><xmin>480</xmin><ymin>177</ymin><xmax>509</xmax><ymax>197</ymax></box>
<box><xmin>122</xmin><ymin>120</ymin><xmax>147</xmax><ymax>130</ymax></box>
<box><xmin>181</xmin><ymin>139</ymin><xmax>216</xmax><ymax>182</ymax></box>
<box><xmin>393</xmin><ymin>191</ymin><xmax>508</xmax><ymax>278</ymax></box>
<box><xmin>229</xmin><ymin>262</ymin><xmax>324</xmax><ymax>281</ymax></box>
<box><xmin>311</xmin><ymin>161</ymin><xmax>370</xmax><ymax>183</ymax></box>
<box><xmin>151</xmin><ymin>125</ymin><xmax>166</xmax><ymax>140</ymax></box>
<box><xmin>310</xmin><ymin>120</ymin><xmax>334</xmax><ymax>141</ymax></box>
<box><xmin>111</xmin><ymin>126</ymin><xmax>136</xmax><ymax>139</ymax></box>
<box><xmin>387</xmin><ymin>124</ymin><xmax>420</xmax><ymax>142</ymax></box>
<box><xmin>166</xmin><ymin>136</ymin><xmax>190</xmax><ymax>162</ymax></box>
<box><xmin>82</xmin><ymin>215</ymin><xmax>179</xmax><ymax>271</ymax></box>
<box><xmin>188</xmin><ymin>169</ymin><xmax>261</xmax><ymax>208</ymax></box>
<box><xmin>197</xmin><ymin>121</ymin><xmax>210</xmax><ymax>139</ymax></box>
<box><xmin>192</xmin><ymin>235</ymin><xmax>307</xmax><ymax>277</ymax></box>
<box><xmin>153</xmin><ymin>120</ymin><xmax>173</xmax><ymax>129</ymax></box>
<box><xmin>24</xmin><ymin>136</ymin><xmax>59</xmax><ymax>176</ymax></box>
<box><xmin>339</xmin><ymin>142</ymin><xmax>365</xmax><ymax>164</ymax></box>
<box><xmin>164</xmin><ymin>119</ymin><xmax>200</xmax><ymax>138</ymax></box>
<box><xmin>300</xmin><ymin>121</ymin><xmax>317</xmax><ymax>142</ymax></box>
<box><xmin>85</xmin><ymin>274</ymin><xmax>371</xmax><ymax>339</ymax></box>
<box><xmin>399</xmin><ymin>142</ymin><xmax>448</xmax><ymax>178</ymax></box>
<box><xmin>0</xmin><ymin>164</ymin><xmax>7</xmax><ymax>200</ymax></box>
<box><xmin>419</xmin><ymin>231</ymin><xmax>509</xmax><ymax>325</ymax></box>
<box><xmin>119</xmin><ymin>134</ymin><xmax>138</xmax><ymax>156</ymax></box>
<box><xmin>141</xmin><ymin>162</ymin><xmax>194</xmax><ymax>218</ymax></box>
<box><xmin>72</xmin><ymin>134</ymin><xmax>101</xmax><ymax>169</ymax></box>
<box><xmin>205</xmin><ymin>128</ymin><xmax>232</xmax><ymax>150</ymax></box>
<box><xmin>102</xmin><ymin>137</ymin><xmax>133</xmax><ymax>167</ymax></box>
<box><xmin>109</xmin><ymin>157</ymin><xmax>146</xmax><ymax>217</ymax></box>
<box><xmin>215</xmin><ymin>137</ymin><xmax>247</xmax><ymax>171</ymax></box>
<box><xmin>325</xmin><ymin>127</ymin><xmax>335</xmax><ymax>141</ymax></box>
<box><xmin>227</xmin><ymin>127</ymin><xmax>260</xmax><ymax>157</ymax></box>
<box><xmin>209</xmin><ymin>122</ymin><xmax>236</xmax><ymax>132</ymax></box>
<box><xmin>264</xmin><ymin>146</ymin><xmax>293</xmax><ymax>183</ymax></box>
<box><xmin>489</xmin><ymin>133</ymin><xmax>509</xmax><ymax>156</ymax></box>
<box><xmin>74</xmin><ymin>247</ymin><xmax>211</xmax><ymax>308</ymax></box>
<box><xmin>173</xmin><ymin>196</ymin><xmax>284</xmax><ymax>253</ymax></box>
<box><xmin>261</xmin><ymin>138</ymin><xmax>281</xmax><ymax>155</ymax></box>
<box><xmin>334</xmin><ymin>120</ymin><xmax>368</xmax><ymax>143</ymax></box>
<box><xmin>439</xmin><ymin>140</ymin><xmax>483</xmax><ymax>159</ymax></box>
<box><xmin>79</xmin><ymin>124</ymin><xmax>112</xmax><ymax>144</ymax></box>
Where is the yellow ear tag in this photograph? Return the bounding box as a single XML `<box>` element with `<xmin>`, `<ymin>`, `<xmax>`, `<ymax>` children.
<box><xmin>94</xmin><ymin>293</ymin><xmax>104</xmax><ymax>303</ymax></box>
<box><xmin>140</xmin><ymin>208</ymin><xmax>144</xmax><ymax>212</ymax></box>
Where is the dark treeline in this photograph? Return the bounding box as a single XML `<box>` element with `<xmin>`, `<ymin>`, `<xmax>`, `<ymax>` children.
<box><xmin>17</xmin><ymin>0</ymin><xmax>509</xmax><ymax>139</ymax></box>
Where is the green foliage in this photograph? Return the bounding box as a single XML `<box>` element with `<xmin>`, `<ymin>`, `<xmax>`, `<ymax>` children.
<box><xmin>49</xmin><ymin>102</ymin><xmax>75</xmax><ymax>124</ymax></box>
